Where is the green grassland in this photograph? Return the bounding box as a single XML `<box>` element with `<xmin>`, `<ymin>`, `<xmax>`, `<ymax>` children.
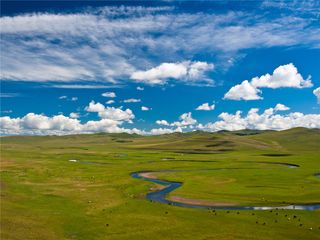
<box><xmin>1</xmin><ymin>127</ymin><xmax>320</xmax><ymax>239</ymax></box>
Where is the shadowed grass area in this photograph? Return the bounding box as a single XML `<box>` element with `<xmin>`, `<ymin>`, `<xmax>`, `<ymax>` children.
<box><xmin>1</xmin><ymin>128</ymin><xmax>320</xmax><ymax>239</ymax></box>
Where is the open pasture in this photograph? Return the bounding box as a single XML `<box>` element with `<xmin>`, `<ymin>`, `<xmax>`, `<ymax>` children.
<box><xmin>1</xmin><ymin>128</ymin><xmax>320</xmax><ymax>239</ymax></box>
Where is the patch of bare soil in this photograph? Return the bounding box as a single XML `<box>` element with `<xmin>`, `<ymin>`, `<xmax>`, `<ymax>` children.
<box><xmin>170</xmin><ymin>196</ymin><xmax>236</xmax><ymax>206</ymax></box>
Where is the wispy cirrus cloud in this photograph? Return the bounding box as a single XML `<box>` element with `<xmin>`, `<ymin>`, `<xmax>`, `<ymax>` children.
<box><xmin>261</xmin><ymin>0</ymin><xmax>320</xmax><ymax>14</ymax></box>
<box><xmin>101</xmin><ymin>92</ymin><xmax>116</xmax><ymax>98</ymax></box>
<box><xmin>1</xmin><ymin>6</ymin><xmax>319</xmax><ymax>85</ymax></box>
<box><xmin>123</xmin><ymin>98</ymin><xmax>141</xmax><ymax>103</ymax></box>
<box><xmin>313</xmin><ymin>87</ymin><xmax>320</xmax><ymax>103</ymax></box>
<box><xmin>51</xmin><ymin>84</ymin><xmax>123</xmax><ymax>89</ymax></box>
<box><xmin>0</xmin><ymin>93</ymin><xmax>20</xmax><ymax>98</ymax></box>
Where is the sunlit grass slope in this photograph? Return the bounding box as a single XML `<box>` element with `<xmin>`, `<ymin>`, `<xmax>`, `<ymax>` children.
<box><xmin>1</xmin><ymin>127</ymin><xmax>319</xmax><ymax>240</ymax></box>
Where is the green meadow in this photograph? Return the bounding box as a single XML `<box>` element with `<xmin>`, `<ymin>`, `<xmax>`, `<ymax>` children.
<box><xmin>1</xmin><ymin>127</ymin><xmax>320</xmax><ymax>239</ymax></box>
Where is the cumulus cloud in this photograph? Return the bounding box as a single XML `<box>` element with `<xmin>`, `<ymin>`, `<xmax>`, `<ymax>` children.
<box><xmin>1</xmin><ymin>113</ymin><xmax>81</xmax><ymax>134</ymax></box>
<box><xmin>0</xmin><ymin>99</ymin><xmax>138</xmax><ymax>136</ymax></box>
<box><xmin>251</xmin><ymin>63</ymin><xmax>312</xmax><ymax>89</ymax></box>
<box><xmin>177</xmin><ymin>112</ymin><xmax>197</xmax><ymax>126</ymax></box>
<box><xmin>224</xmin><ymin>80</ymin><xmax>262</xmax><ymax>100</ymax></box>
<box><xmin>202</xmin><ymin>104</ymin><xmax>320</xmax><ymax>131</ymax></box>
<box><xmin>0</xmin><ymin>111</ymin><xmax>183</xmax><ymax>136</ymax></box>
<box><xmin>0</xmin><ymin>111</ymin><xmax>184</xmax><ymax>136</ymax></box>
<box><xmin>313</xmin><ymin>87</ymin><xmax>320</xmax><ymax>103</ymax></box>
<box><xmin>274</xmin><ymin>103</ymin><xmax>290</xmax><ymax>111</ymax></box>
<box><xmin>0</xmin><ymin>113</ymin><xmax>144</xmax><ymax>136</ymax></box>
<box><xmin>150</xmin><ymin>127</ymin><xmax>182</xmax><ymax>135</ymax></box>
<box><xmin>155</xmin><ymin>112</ymin><xmax>198</xmax><ymax>132</ymax></box>
<box><xmin>156</xmin><ymin>120</ymin><xmax>170</xmax><ymax>126</ymax></box>
<box><xmin>196</xmin><ymin>102</ymin><xmax>215</xmax><ymax>111</ymax></box>
<box><xmin>1</xmin><ymin>103</ymin><xmax>319</xmax><ymax>136</ymax></box>
<box><xmin>102</xmin><ymin>92</ymin><xmax>116</xmax><ymax>98</ymax></box>
<box><xmin>224</xmin><ymin>64</ymin><xmax>313</xmax><ymax>101</ymax></box>
<box><xmin>130</xmin><ymin>61</ymin><xmax>214</xmax><ymax>85</ymax></box>
<box><xmin>69</xmin><ymin>112</ymin><xmax>79</xmax><ymax>119</ymax></box>
<box><xmin>163</xmin><ymin>112</ymin><xmax>198</xmax><ymax>128</ymax></box>
<box><xmin>85</xmin><ymin>101</ymin><xmax>105</xmax><ymax>112</ymax></box>
<box><xmin>123</xmin><ymin>98</ymin><xmax>141</xmax><ymax>103</ymax></box>
<box><xmin>136</xmin><ymin>86</ymin><xmax>144</xmax><ymax>91</ymax></box>
<box><xmin>85</xmin><ymin>101</ymin><xmax>134</xmax><ymax>122</ymax></box>
<box><xmin>59</xmin><ymin>96</ymin><xmax>67</xmax><ymax>100</ymax></box>
<box><xmin>98</xmin><ymin>107</ymin><xmax>134</xmax><ymax>122</ymax></box>
<box><xmin>184</xmin><ymin>113</ymin><xmax>197</xmax><ymax>126</ymax></box>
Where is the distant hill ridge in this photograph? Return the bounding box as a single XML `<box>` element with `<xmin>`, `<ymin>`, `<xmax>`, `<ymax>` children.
<box><xmin>2</xmin><ymin>127</ymin><xmax>319</xmax><ymax>153</ymax></box>
<box><xmin>1</xmin><ymin>127</ymin><xmax>319</xmax><ymax>138</ymax></box>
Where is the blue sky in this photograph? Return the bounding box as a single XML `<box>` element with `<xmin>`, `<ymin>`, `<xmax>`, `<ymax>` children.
<box><xmin>1</xmin><ymin>0</ymin><xmax>320</xmax><ymax>135</ymax></box>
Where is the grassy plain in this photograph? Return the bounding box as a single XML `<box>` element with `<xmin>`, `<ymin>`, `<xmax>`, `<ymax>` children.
<box><xmin>1</xmin><ymin>128</ymin><xmax>320</xmax><ymax>239</ymax></box>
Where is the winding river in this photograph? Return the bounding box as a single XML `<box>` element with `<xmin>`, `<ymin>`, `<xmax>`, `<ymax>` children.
<box><xmin>69</xmin><ymin>159</ymin><xmax>320</xmax><ymax>210</ymax></box>
<box><xmin>131</xmin><ymin>162</ymin><xmax>320</xmax><ymax>211</ymax></box>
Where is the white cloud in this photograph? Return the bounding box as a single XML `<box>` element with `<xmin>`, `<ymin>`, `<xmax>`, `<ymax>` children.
<box><xmin>156</xmin><ymin>120</ymin><xmax>170</xmax><ymax>126</ymax></box>
<box><xmin>82</xmin><ymin>119</ymin><xmax>125</xmax><ymax>133</ymax></box>
<box><xmin>106</xmin><ymin>100</ymin><xmax>115</xmax><ymax>105</ymax></box>
<box><xmin>69</xmin><ymin>112</ymin><xmax>79</xmax><ymax>119</ymax></box>
<box><xmin>196</xmin><ymin>102</ymin><xmax>215</xmax><ymax>111</ymax></box>
<box><xmin>136</xmin><ymin>86</ymin><xmax>144</xmax><ymax>91</ymax></box>
<box><xmin>130</xmin><ymin>61</ymin><xmax>214</xmax><ymax>85</ymax></box>
<box><xmin>274</xmin><ymin>103</ymin><xmax>290</xmax><ymax>111</ymax></box>
<box><xmin>98</xmin><ymin>107</ymin><xmax>134</xmax><ymax>122</ymax></box>
<box><xmin>261</xmin><ymin>0</ymin><xmax>320</xmax><ymax>13</ymax></box>
<box><xmin>251</xmin><ymin>63</ymin><xmax>313</xmax><ymax>89</ymax></box>
<box><xmin>155</xmin><ymin>112</ymin><xmax>197</xmax><ymax>129</ymax></box>
<box><xmin>51</xmin><ymin>84</ymin><xmax>122</xmax><ymax>89</ymax></box>
<box><xmin>203</xmin><ymin>104</ymin><xmax>320</xmax><ymax>131</ymax></box>
<box><xmin>1</xmin><ymin>8</ymin><xmax>319</xmax><ymax>84</ymax></box>
<box><xmin>85</xmin><ymin>101</ymin><xmax>105</xmax><ymax>112</ymax></box>
<box><xmin>0</xmin><ymin>93</ymin><xmax>20</xmax><ymax>98</ymax></box>
<box><xmin>0</xmin><ymin>99</ymin><xmax>139</xmax><ymax>136</ymax></box>
<box><xmin>173</xmin><ymin>112</ymin><xmax>197</xmax><ymax>127</ymax></box>
<box><xmin>102</xmin><ymin>92</ymin><xmax>116</xmax><ymax>98</ymax></box>
<box><xmin>1</xmin><ymin>110</ymin><xmax>12</xmax><ymax>114</ymax></box>
<box><xmin>313</xmin><ymin>87</ymin><xmax>320</xmax><ymax>103</ymax></box>
<box><xmin>123</xmin><ymin>98</ymin><xmax>141</xmax><ymax>103</ymax></box>
<box><xmin>1</xmin><ymin>103</ymin><xmax>319</xmax><ymax>136</ymax></box>
<box><xmin>0</xmin><ymin>113</ymin><xmax>143</xmax><ymax>136</ymax></box>
<box><xmin>224</xmin><ymin>64</ymin><xmax>313</xmax><ymax>101</ymax></box>
<box><xmin>21</xmin><ymin>113</ymin><xmax>81</xmax><ymax>131</ymax></box>
<box><xmin>141</xmin><ymin>106</ymin><xmax>150</xmax><ymax>111</ymax></box>
<box><xmin>224</xmin><ymin>80</ymin><xmax>262</xmax><ymax>100</ymax></box>
<box><xmin>59</xmin><ymin>96</ymin><xmax>78</xmax><ymax>101</ymax></box>
<box><xmin>85</xmin><ymin>101</ymin><xmax>134</xmax><ymax>122</ymax></box>
<box><xmin>150</xmin><ymin>127</ymin><xmax>182</xmax><ymax>135</ymax></box>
